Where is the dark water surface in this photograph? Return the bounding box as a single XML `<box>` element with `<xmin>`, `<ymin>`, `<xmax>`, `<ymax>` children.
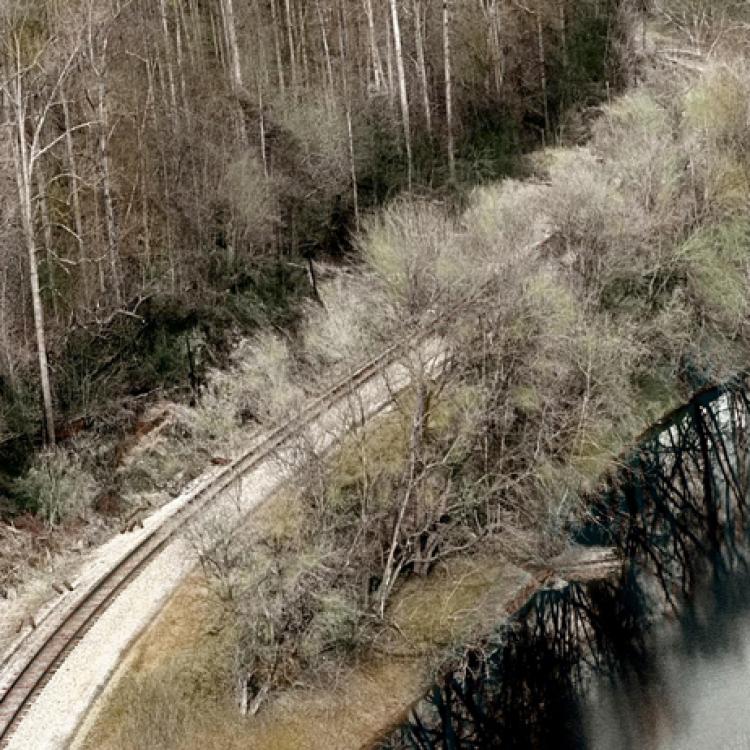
<box><xmin>381</xmin><ymin>381</ymin><xmax>750</xmax><ymax>749</ymax></box>
<box><xmin>586</xmin><ymin>559</ymin><xmax>750</xmax><ymax>750</ymax></box>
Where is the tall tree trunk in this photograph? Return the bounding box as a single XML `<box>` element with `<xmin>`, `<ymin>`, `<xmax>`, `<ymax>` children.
<box><xmin>0</xmin><ymin>267</ymin><xmax>15</xmax><ymax>390</ymax></box>
<box><xmin>362</xmin><ymin>0</ymin><xmax>384</xmax><ymax>91</ymax></box>
<box><xmin>257</xmin><ymin>80</ymin><xmax>269</xmax><ymax>177</ymax></box>
<box><xmin>270</xmin><ymin>0</ymin><xmax>286</xmax><ymax>93</ymax></box>
<box><xmin>220</xmin><ymin>0</ymin><xmax>248</xmax><ymax>142</ymax></box>
<box><xmin>252</xmin><ymin>0</ymin><xmax>270</xmax><ymax>176</ymax></box>
<box><xmin>209</xmin><ymin>7</ymin><xmax>227</xmax><ymax>74</ymax></box>
<box><xmin>186</xmin><ymin>0</ymin><xmax>203</xmax><ymax>57</ymax></box>
<box><xmin>559</xmin><ymin>0</ymin><xmax>568</xmax><ymax>71</ymax></box>
<box><xmin>316</xmin><ymin>0</ymin><xmax>335</xmax><ymax>97</ymax></box>
<box><xmin>221</xmin><ymin>0</ymin><xmax>244</xmax><ymax>91</ymax></box>
<box><xmin>158</xmin><ymin>0</ymin><xmax>178</xmax><ymax>117</ymax></box>
<box><xmin>24</xmin><ymin>219</ymin><xmax>56</xmax><ymax>446</ymax></box>
<box><xmin>140</xmin><ymin>146</ymin><xmax>151</xmax><ymax>282</ymax></box>
<box><xmin>537</xmin><ymin>11</ymin><xmax>549</xmax><ymax>135</ymax></box>
<box><xmin>36</xmin><ymin>165</ymin><xmax>58</xmax><ymax>320</ymax></box>
<box><xmin>12</xmin><ymin>96</ymin><xmax>56</xmax><ymax>445</ymax></box>
<box><xmin>388</xmin><ymin>0</ymin><xmax>412</xmax><ymax>189</ymax></box>
<box><xmin>96</xmin><ymin>70</ymin><xmax>121</xmax><ymax>305</ymax></box>
<box><xmin>443</xmin><ymin>0</ymin><xmax>455</xmax><ymax>182</ymax></box>
<box><xmin>337</xmin><ymin>0</ymin><xmax>359</xmax><ymax>229</ymax></box>
<box><xmin>284</xmin><ymin>0</ymin><xmax>298</xmax><ymax>93</ymax></box>
<box><xmin>296</xmin><ymin>1</ymin><xmax>310</xmax><ymax>90</ymax></box>
<box><xmin>61</xmin><ymin>91</ymin><xmax>89</xmax><ymax>306</ymax></box>
<box><xmin>488</xmin><ymin>0</ymin><xmax>503</xmax><ymax>93</ymax></box>
<box><xmin>385</xmin><ymin>9</ymin><xmax>395</xmax><ymax>104</ymax></box>
<box><xmin>137</xmin><ymin>58</ymin><xmax>155</xmax><ymax>283</ymax></box>
<box><xmin>413</xmin><ymin>0</ymin><xmax>432</xmax><ymax>134</ymax></box>
<box><xmin>174</xmin><ymin>4</ymin><xmax>190</xmax><ymax>124</ymax></box>
<box><xmin>176</xmin><ymin>0</ymin><xmax>195</xmax><ymax>66</ymax></box>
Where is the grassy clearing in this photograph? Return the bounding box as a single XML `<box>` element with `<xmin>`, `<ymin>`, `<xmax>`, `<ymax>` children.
<box><xmin>77</xmin><ymin>390</ymin><xmax>538</xmax><ymax>750</ymax></box>
<box><xmin>78</xmin><ymin>578</ymin><xmax>237</xmax><ymax>750</ymax></box>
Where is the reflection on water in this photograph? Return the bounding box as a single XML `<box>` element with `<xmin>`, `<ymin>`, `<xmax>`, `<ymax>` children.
<box><xmin>587</xmin><ymin>563</ymin><xmax>750</xmax><ymax>750</ymax></box>
<box><xmin>381</xmin><ymin>380</ymin><xmax>750</xmax><ymax>749</ymax></box>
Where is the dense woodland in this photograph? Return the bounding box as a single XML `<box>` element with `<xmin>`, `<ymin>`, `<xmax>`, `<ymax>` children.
<box><xmin>0</xmin><ymin>0</ymin><xmax>629</xmax><ymax>494</ymax></box>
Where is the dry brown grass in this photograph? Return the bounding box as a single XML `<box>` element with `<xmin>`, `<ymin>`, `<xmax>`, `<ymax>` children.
<box><xmin>77</xmin><ymin>552</ymin><xmax>534</xmax><ymax>750</ymax></box>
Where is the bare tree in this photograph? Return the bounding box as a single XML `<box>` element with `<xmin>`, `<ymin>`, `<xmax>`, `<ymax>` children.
<box><xmin>1</xmin><ymin>9</ymin><xmax>92</xmax><ymax>444</ymax></box>
<box><xmin>363</xmin><ymin>0</ymin><xmax>385</xmax><ymax>91</ymax></box>
<box><xmin>413</xmin><ymin>0</ymin><xmax>432</xmax><ymax>135</ymax></box>
<box><xmin>443</xmin><ymin>0</ymin><xmax>455</xmax><ymax>181</ymax></box>
<box><xmin>388</xmin><ymin>0</ymin><xmax>413</xmax><ymax>189</ymax></box>
<box><xmin>85</xmin><ymin>8</ymin><xmax>122</xmax><ymax>306</ymax></box>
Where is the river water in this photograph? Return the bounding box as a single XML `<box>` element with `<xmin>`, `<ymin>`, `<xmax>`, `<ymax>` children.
<box><xmin>586</xmin><ymin>564</ymin><xmax>750</xmax><ymax>750</ymax></box>
<box><xmin>381</xmin><ymin>380</ymin><xmax>750</xmax><ymax>749</ymax></box>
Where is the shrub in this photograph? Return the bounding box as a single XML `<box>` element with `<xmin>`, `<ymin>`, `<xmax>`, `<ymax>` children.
<box><xmin>118</xmin><ymin>438</ymin><xmax>199</xmax><ymax>496</ymax></box>
<box><xmin>681</xmin><ymin>64</ymin><xmax>750</xmax><ymax>219</ymax></box>
<box><xmin>541</xmin><ymin>148</ymin><xmax>651</xmax><ymax>291</ymax></box>
<box><xmin>679</xmin><ymin>220</ymin><xmax>750</xmax><ymax>332</ymax></box>
<box><xmin>359</xmin><ymin>199</ymin><xmax>472</xmax><ymax>315</ymax></box>
<box><xmin>13</xmin><ymin>449</ymin><xmax>96</xmax><ymax>526</ymax></box>
<box><xmin>300</xmin><ymin>590</ymin><xmax>360</xmax><ymax>663</ymax></box>
<box><xmin>463</xmin><ymin>179</ymin><xmax>550</xmax><ymax>257</ymax></box>
<box><xmin>683</xmin><ymin>65</ymin><xmax>749</xmax><ymax>146</ymax></box>
<box><xmin>594</xmin><ymin>91</ymin><xmax>684</xmax><ymax>228</ymax></box>
<box><xmin>302</xmin><ymin>275</ymin><xmax>392</xmax><ymax>375</ymax></box>
<box><xmin>230</xmin><ymin>331</ymin><xmax>303</xmax><ymax>422</ymax></box>
<box><xmin>273</xmin><ymin>94</ymin><xmax>351</xmax><ymax>195</ymax></box>
<box><xmin>696</xmin><ymin>152</ymin><xmax>750</xmax><ymax>217</ymax></box>
<box><xmin>220</xmin><ymin>153</ymin><xmax>278</xmax><ymax>254</ymax></box>
<box><xmin>190</xmin><ymin>331</ymin><xmax>303</xmax><ymax>448</ymax></box>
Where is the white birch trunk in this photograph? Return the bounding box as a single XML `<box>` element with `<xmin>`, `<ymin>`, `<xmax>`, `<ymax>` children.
<box><xmin>388</xmin><ymin>0</ymin><xmax>412</xmax><ymax>189</ymax></box>
<box><xmin>221</xmin><ymin>0</ymin><xmax>244</xmax><ymax>91</ymax></box>
<box><xmin>363</xmin><ymin>0</ymin><xmax>384</xmax><ymax>92</ymax></box>
<box><xmin>62</xmin><ymin>92</ymin><xmax>89</xmax><ymax>306</ymax></box>
<box><xmin>11</xmin><ymin>86</ymin><xmax>56</xmax><ymax>444</ymax></box>
<box><xmin>413</xmin><ymin>0</ymin><xmax>432</xmax><ymax>134</ymax></box>
<box><xmin>220</xmin><ymin>0</ymin><xmax>248</xmax><ymax>143</ymax></box>
<box><xmin>443</xmin><ymin>0</ymin><xmax>456</xmax><ymax>182</ymax></box>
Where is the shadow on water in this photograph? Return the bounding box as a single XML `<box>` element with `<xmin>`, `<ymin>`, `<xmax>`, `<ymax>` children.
<box><xmin>380</xmin><ymin>376</ymin><xmax>750</xmax><ymax>750</ymax></box>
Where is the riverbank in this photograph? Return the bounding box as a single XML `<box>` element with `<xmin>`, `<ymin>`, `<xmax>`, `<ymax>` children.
<box><xmin>383</xmin><ymin>376</ymin><xmax>750</xmax><ymax>747</ymax></box>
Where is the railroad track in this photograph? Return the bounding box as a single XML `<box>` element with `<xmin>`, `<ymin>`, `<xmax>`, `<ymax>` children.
<box><xmin>0</xmin><ymin>282</ymin><xmax>491</xmax><ymax>746</ymax></box>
